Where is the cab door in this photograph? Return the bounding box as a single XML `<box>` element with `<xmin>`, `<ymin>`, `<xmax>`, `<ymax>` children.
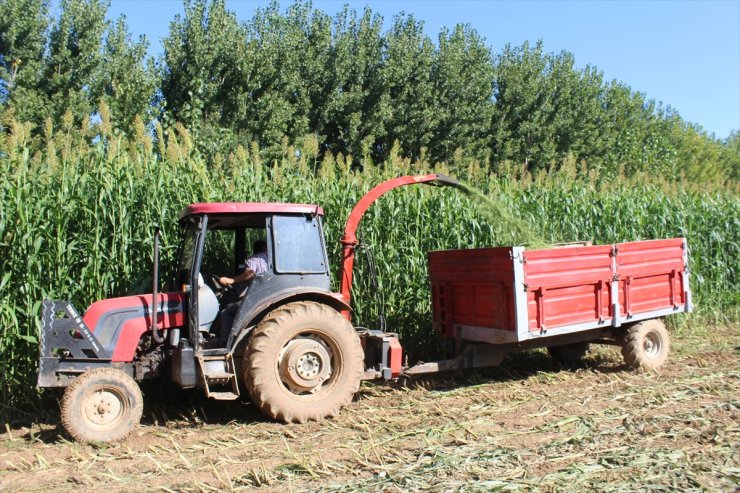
<box><xmin>227</xmin><ymin>213</ymin><xmax>332</xmax><ymax>347</ymax></box>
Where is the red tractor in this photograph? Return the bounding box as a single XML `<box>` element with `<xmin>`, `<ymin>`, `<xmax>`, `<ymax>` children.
<box><xmin>38</xmin><ymin>174</ymin><xmax>459</xmax><ymax>442</ymax></box>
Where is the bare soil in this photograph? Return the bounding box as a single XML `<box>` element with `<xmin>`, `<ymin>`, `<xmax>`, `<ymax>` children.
<box><xmin>1</xmin><ymin>323</ymin><xmax>738</xmax><ymax>492</ymax></box>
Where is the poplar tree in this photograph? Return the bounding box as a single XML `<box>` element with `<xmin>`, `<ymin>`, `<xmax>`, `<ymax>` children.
<box><xmin>98</xmin><ymin>17</ymin><xmax>156</xmax><ymax>134</ymax></box>
<box><xmin>240</xmin><ymin>1</ymin><xmax>316</xmax><ymax>153</ymax></box>
<box><xmin>43</xmin><ymin>0</ymin><xmax>108</xmax><ymax>127</ymax></box>
<box><xmin>381</xmin><ymin>14</ymin><xmax>436</xmax><ymax>161</ymax></box>
<box><xmin>161</xmin><ymin>0</ymin><xmax>247</xmax><ymax>132</ymax></box>
<box><xmin>322</xmin><ymin>5</ymin><xmax>386</xmax><ymax>161</ymax></box>
<box><xmin>431</xmin><ymin>24</ymin><xmax>494</xmax><ymax>164</ymax></box>
<box><xmin>492</xmin><ymin>41</ymin><xmax>555</xmax><ymax>170</ymax></box>
<box><xmin>0</xmin><ymin>0</ymin><xmax>50</xmax><ymax>123</ymax></box>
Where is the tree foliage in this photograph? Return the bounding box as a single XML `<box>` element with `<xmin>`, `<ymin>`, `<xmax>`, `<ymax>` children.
<box><xmin>43</xmin><ymin>0</ymin><xmax>108</xmax><ymax>127</ymax></box>
<box><xmin>98</xmin><ymin>17</ymin><xmax>156</xmax><ymax>133</ymax></box>
<box><xmin>0</xmin><ymin>0</ymin><xmax>736</xmax><ymax>186</ymax></box>
<box><xmin>381</xmin><ymin>14</ymin><xmax>436</xmax><ymax>160</ymax></box>
<box><xmin>431</xmin><ymin>24</ymin><xmax>494</xmax><ymax>164</ymax></box>
<box><xmin>0</xmin><ymin>0</ymin><xmax>50</xmax><ymax>122</ymax></box>
<box><xmin>0</xmin><ymin>0</ymin><xmax>156</xmax><ymax>134</ymax></box>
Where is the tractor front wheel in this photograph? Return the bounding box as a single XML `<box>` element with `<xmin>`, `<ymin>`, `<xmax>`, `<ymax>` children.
<box><xmin>621</xmin><ymin>319</ymin><xmax>670</xmax><ymax>371</ymax></box>
<box><xmin>60</xmin><ymin>367</ymin><xmax>143</xmax><ymax>443</ymax></box>
<box><xmin>245</xmin><ymin>301</ymin><xmax>363</xmax><ymax>423</ymax></box>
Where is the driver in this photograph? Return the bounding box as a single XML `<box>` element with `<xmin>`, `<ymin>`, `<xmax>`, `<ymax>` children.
<box><xmin>214</xmin><ymin>240</ymin><xmax>268</xmax><ymax>345</ymax></box>
<box><xmin>219</xmin><ymin>240</ymin><xmax>268</xmax><ymax>286</ymax></box>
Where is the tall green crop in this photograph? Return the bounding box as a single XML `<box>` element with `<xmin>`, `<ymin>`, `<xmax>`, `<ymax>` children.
<box><xmin>0</xmin><ymin>128</ymin><xmax>737</xmax><ymax>411</ymax></box>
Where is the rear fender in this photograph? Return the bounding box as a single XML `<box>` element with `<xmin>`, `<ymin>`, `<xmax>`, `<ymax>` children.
<box><xmin>229</xmin><ymin>290</ymin><xmax>351</xmax><ymax>353</ymax></box>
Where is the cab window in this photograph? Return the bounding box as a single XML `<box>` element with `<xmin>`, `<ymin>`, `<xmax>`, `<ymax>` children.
<box><xmin>272</xmin><ymin>215</ymin><xmax>327</xmax><ymax>274</ymax></box>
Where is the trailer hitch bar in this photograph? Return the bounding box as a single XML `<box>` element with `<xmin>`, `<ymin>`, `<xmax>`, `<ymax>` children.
<box><xmin>403</xmin><ymin>344</ymin><xmax>507</xmax><ymax>376</ymax></box>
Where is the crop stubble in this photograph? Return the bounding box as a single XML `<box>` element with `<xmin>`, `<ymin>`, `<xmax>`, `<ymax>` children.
<box><xmin>1</xmin><ymin>126</ymin><xmax>737</xmax><ymax>490</ymax></box>
<box><xmin>0</xmin><ymin>322</ymin><xmax>737</xmax><ymax>492</ymax></box>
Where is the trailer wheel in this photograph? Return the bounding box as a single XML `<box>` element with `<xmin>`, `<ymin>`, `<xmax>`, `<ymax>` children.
<box><xmin>60</xmin><ymin>367</ymin><xmax>143</xmax><ymax>443</ymax></box>
<box><xmin>621</xmin><ymin>319</ymin><xmax>670</xmax><ymax>371</ymax></box>
<box><xmin>245</xmin><ymin>301</ymin><xmax>363</xmax><ymax>423</ymax></box>
<box><xmin>547</xmin><ymin>343</ymin><xmax>590</xmax><ymax>368</ymax></box>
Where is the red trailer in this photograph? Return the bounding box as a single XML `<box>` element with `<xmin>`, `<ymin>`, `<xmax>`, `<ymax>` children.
<box><xmin>406</xmin><ymin>238</ymin><xmax>691</xmax><ymax>374</ymax></box>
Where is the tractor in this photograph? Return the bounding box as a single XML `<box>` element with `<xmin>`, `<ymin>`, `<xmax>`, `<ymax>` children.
<box><xmin>38</xmin><ymin>174</ymin><xmax>459</xmax><ymax>442</ymax></box>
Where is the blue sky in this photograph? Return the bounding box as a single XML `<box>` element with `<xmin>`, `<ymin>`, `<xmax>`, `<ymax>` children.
<box><xmin>87</xmin><ymin>0</ymin><xmax>740</xmax><ymax>138</ymax></box>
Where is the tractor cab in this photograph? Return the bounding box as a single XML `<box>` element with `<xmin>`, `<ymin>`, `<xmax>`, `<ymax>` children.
<box><xmin>173</xmin><ymin>203</ymin><xmax>337</xmax><ymax>352</ymax></box>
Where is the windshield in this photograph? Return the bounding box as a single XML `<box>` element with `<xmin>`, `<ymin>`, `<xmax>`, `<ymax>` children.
<box><xmin>173</xmin><ymin>220</ymin><xmax>200</xmax><ymax>289</ymax></box>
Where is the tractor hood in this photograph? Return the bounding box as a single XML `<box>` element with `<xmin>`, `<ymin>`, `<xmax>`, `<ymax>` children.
<box><xmin>83</xmin><ymin>292</ymin><xmax>186</xmax><ymax>362</ymax></box>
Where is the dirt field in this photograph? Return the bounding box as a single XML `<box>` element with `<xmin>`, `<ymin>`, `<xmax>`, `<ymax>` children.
<box><xmin>1</xmin><ymin>323</ymin><xmax>738</xmax><ymax>492</ymax></box>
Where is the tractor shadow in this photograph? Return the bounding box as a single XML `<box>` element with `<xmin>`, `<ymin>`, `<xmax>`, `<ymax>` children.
<box><xmin>3</xmin><ymin>385</ymin><xmax>272</xmax><ymax>446</ymax></box>
<box><xmin>8</xmin><ymin>349</ymin><xmax>630</xmax><ymax>445</ymax></box>
<box><xmin>139</xmin><ymin>384</ymin><xmax>272</xmax><ymax>430</ymax></box>
<box><xmin>2</xmin><ymin>390</ymin><xmax>68</xmax><ymax>444</ymax></box>
<box><xmin>147</xmin><ymin>347</ymin><xmax>629</xmax><ymax>429</ymax></box>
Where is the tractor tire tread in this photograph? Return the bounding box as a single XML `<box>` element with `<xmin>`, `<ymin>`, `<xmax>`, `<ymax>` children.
<box><xmin>245</xmin><ymin>301</ymin><xmax>363</xmax><ymax>424</ymax></box>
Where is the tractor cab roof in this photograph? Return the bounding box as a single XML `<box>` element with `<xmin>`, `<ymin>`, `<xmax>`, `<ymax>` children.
<box><xmin>179</xmin><ymin>202</ymin><xmax>324</xmax><ymax>229</ymax></box>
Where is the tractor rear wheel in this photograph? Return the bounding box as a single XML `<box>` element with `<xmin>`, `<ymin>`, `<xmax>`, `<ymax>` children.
<box><xmin>547</xmin><ymin>342</ymin><xmax>590</xmax><ymax>368</ymax></box>
<box><xmin>621</xmin><ymin>319</ymin><xmax>670</xmax><ymax>371</ymax></box>
<box><xmin>245</xmin><ymin>301</ymin><xmax>363</xmax><ymax>423</ymax></box>
<box><xmin>60</xmin><ymin>367</ymin><xmax>143</xmax><ymax>443</ymax></box>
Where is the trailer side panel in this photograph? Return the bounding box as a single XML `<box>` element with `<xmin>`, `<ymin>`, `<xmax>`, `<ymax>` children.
<box><xmin>523</xmin><ymin>245</ymin><xmax>613</xmax><ymax>333</ymax></box>
<box><xmin>616</xmin><ymin>238</ymin><xmax>688</xmax><ymax>318</ymax></box>
<box><xmin>428</xmin><ymin>238</ymin><xmax>690</xmax><ymax>345</ymax></box>
<box><xmin>428</xmin><ymin>247</ymin><xmax>516</xmax><ymax>341</ymax></box>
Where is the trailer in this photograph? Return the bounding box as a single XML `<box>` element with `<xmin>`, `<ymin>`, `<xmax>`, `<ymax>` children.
<box><xmin>406</xmin><ymin>238</ymin><xmax>691</xmax><ymax>374</ymax></box>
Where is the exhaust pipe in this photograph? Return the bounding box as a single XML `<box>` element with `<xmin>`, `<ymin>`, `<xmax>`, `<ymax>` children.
<box><xmin>151</xmin><ymin>228</ymin><xmax>165</xmax><ymax>344</ymax></box>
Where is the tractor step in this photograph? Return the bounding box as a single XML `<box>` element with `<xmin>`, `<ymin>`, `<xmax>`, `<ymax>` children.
<box><xmin>208</xmin><ymin>391</ymin><xmax>239</xmax><ymax>401</ymax></box>
<box><xmin>201</xmin><ymin>353</ymin><xmax>230</xmax><ymax>360</ymax></box>
<box><xmin>196</xmin><ymin>353</ymin><xmax>240</xmax><ymax>400</ymax></box>
<box><xmin>205</xmin><ymin>372</ymin><xmax>234</xmax><ymax>380</ymax></box>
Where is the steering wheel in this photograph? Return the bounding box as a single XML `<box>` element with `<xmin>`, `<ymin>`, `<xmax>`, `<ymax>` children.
<box><xmin>202</xmin><ymin>273</ymin><xmax>233</xmax><ymax>300</ymax></box>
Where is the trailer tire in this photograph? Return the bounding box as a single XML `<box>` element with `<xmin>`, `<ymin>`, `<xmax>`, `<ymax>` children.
<box><xmin>621</xmin><ymin>319</ymin><xmax>670</xmax><ymax>371</ymax></box>
<box><xmin>245</xmin><ymin>301</ymin><xmax>363</xmax><ymax>423</ymax></box>
<box><xmin>547</xmin><ymin>343</ymin><xmax>590</xmax><ymax>368</ymax></box>
<box><xmin>60</xmin><ymin>367</ymin><xmax>143</xmax><ymax>443</ymax></box>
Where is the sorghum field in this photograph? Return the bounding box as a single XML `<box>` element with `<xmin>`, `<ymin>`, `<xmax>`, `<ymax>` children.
<box><xmin>0</xmin><ymin>125</ymin><xmax>737</xmax><ymax>491</ymax></box>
